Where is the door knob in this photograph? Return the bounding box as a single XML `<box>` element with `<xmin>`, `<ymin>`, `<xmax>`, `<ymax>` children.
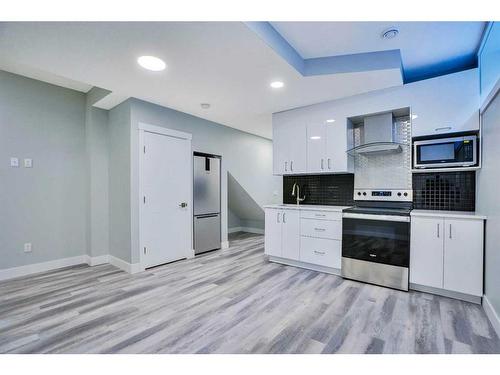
<box><xmin>179</xmin><ymin>202</ymin><xmax>188</xmax><ymax>208</ymax></box>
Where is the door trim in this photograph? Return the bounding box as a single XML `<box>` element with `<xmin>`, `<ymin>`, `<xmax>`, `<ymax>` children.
<box><xmin>138</xmin><ymin>122</ymin><xmax>193</xmax><ymax>140</ymax></box>
<box><xmin>139</xmin><ymin>123</ymin><xmax>194</xmax><ymax>270</ymax></box>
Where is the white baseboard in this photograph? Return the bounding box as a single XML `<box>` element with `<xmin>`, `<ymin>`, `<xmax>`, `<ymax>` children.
<box><xmin>483</xmin><ymin>295</ymin><xmax>500</xmax><ymax>337</ymax></box>
<box><xmin>221</xmin><ymin>241</ymin><xmax>229</xmax><ymax>249</ymax></box>
<box><xmin>0</xmin><ymin>253</ymin><xmax>145</xmax><ymax>282</ymax></box>
<box><xmin>84</xmin><ymin>254</ymin><xmax>110</xmax><ymax>266</ymax></box>
<box><xmin>228</xmin><ymin>226</ymin><xmax>264</xmax><ymax>235</ymax></box>
<box><xmin>0</xmin><ymin>255</ymin><xmax>87</xmax><ymax>281</ymax></box>
<box><xmin>108</xmin><ymin>255</ymin><xmax>143</xmax><ymax>274</ymax></box>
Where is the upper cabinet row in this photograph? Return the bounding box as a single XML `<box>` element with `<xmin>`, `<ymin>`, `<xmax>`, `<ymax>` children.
<box><xmin>272</xmin><ymin>69</ymin><xmax>479</xmax><ymax>176</ymax></box>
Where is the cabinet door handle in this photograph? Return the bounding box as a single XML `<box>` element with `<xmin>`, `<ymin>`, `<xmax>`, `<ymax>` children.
<box><xmin>328</xmin><ymin>158</ymin><xmax>331</xmax><ymax>169</ymax></box>
<box><xmin>277</xmin><ymin>212</ymin><xmax>281</xmax><ymax>223</ymax></box>
<box><xmin>283</xmin><ymin>212</ymin><xmax>286</xmax><ymax>223</ymax></box>
<box><xmin>449</xmin><ymin>224</ymin><xmax>452</xmax><ymax>239</ymax></box>
<box><xmin>314</xmin><ymin>228</ymin><xmax>326</xmax><ymax>232</ymax></box>
<box><xmin>290</xmin><ymin>161</ymin><xmax>293</xmax><ymax>172</ymax></box>
<box><xmin>315</xmin><ymin>213</ymin><xmax>326</xmax><ymax>217</ymax></box>
<box><xmin>435</xmin><ymin>126</ymin><xmax>452</xmax><ymax>132</ymax></box>
<box><xmin>314</xmin><ymin>250</ymin><xmax>325</xmax><ymax>255</ymax></box>
<box><xmin>437</xmin><ymin>223</ymin><xmax>440</xmax><ymax>238</ymax></box>
<box><xmin>321</xmin><ymin>159</ymin><xmax>324</xmax><ymax>170</ymax></box>
<box><xmin>284</xmin><ymin>161</ymin><xmax>287</xmax><ymax>172</ymax></box>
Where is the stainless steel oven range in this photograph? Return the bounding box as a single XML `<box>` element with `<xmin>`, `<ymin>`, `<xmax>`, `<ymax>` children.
<box><xmin>342</xmin><ymin>189</ymin><xmax>412</xmax><ymax>291</ymax></box>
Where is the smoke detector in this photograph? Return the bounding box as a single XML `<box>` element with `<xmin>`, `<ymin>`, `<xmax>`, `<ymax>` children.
<box><xmin>382</xmin><ymin>28</ymin><xmax>399</xmax><ymax>40</ymax></box>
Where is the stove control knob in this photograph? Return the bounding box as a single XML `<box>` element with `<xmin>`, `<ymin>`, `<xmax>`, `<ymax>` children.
<box><xmin>362</xmin><ymin>192</ymin><xmax>367</xmax><ymax>196</ymax></box>
<box><xmin>403</xmin><ymin>192</ymin><xmax>408</xmax><ymax>197</ymax></box>
<box><xmin>357</xmin><ymin>192</ymin><xmax>362</xmax><ymax>196</ymax></box>
<box><xmin>397</xmin><ymin>192</ymin><xmax>402</xmax><ymax>197</ymax></box>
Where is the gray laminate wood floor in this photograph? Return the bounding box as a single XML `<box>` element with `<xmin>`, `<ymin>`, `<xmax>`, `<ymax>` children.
<box><xmin>1</xmin><ymin>232</ymin><xmax>499</xmax><ymax>354</ymax></box>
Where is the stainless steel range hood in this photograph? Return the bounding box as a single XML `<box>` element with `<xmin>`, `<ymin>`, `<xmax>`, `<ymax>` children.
<box><xmin>347</xmin><ymin>112</ymin><xmax>403</xmax><ymax>156</ymax></box>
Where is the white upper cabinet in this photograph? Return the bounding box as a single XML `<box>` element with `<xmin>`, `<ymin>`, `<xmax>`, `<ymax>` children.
<box><xmin>409</xmin><ymin>69</ymin><xmax>479</xmax><ymax>137</ymax></box>
<box><xmin>325</xmin><ymin>120</ymin><xmax>351</xmax><ymax>173</ymax></box>
<box><xmin>287</xmin><ymin>122</ymin><xmax>307</xmax><ymax>174</ymax></box>
<box><xmin>272</xmin><ymin>117</ymin><xmax>306</xmax><ymax>175</ymax></box>
<box><xmin>306</xmin><ymin>122</ymin><xmax>327</xmax><ymax>173</ymax></box>
<box><xmin>306</xmin><ymin>120</ymin><xmax>350</xmax><ymax>174</ymax></box>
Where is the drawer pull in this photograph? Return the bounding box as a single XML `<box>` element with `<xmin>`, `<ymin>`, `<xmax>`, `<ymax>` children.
<box><xmin>314</xmin><ymin>250</ymin><xmax>326</xmax><ymax>255</ymax></box>
<box><xmin>314</xmin><ymin>228</ymin><xmax>326</xmax><ymax>231</ymax></box>
<box><xmin>315</xmin><ymin>214</ymin><xmax>326</xmax><ymax>217</ymax></box>
<box><xmin>369</xmin><ymin>253</ymin><xmax>377</xmax><ymax>258</ymax></box>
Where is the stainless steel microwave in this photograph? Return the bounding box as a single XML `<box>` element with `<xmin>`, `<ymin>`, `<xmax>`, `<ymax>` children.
<box><xmin>413</xmin><ymin>135</ymin><xmax>478</xmax><ymax>169</ymax></box>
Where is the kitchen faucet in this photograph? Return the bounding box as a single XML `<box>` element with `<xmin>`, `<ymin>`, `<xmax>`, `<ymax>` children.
<box><xmin>291</xmin><ymin>182</ymin><xmax>306</xmax><ymax>205</ymax></box>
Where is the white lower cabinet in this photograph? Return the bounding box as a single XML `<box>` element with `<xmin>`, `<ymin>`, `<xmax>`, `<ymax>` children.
<box><xmin>265</xmin><ymin>207</ymin><xmax>342</xmax><ymax>272</ymax></box>
<box><xmin>410</xmin><ymin>215</ymin><xmax>484</xmax><ymax>297</ymax></box>
<box><xmin>264</xmin><ymin>208</ymin><xmax>299</xmax><ymax>260</ymax></box>
<box><xmin>300</xmin><ymin>237</ymin><xmax>341</xmax><ymax>269</ymax></box>
<box><xmin>410</xmin><ymin>217</ymin><xmax>444</xmax><ymax>289</ymax></box>
<box><xmin>443</xmin><ymin>218</ymin><xmax>484</xmax><ymax>296</ymax></box>
<box><xmin>282</xmin><ymin>210</ymin><xmax>300</xmax><ymax>260</ymax></box>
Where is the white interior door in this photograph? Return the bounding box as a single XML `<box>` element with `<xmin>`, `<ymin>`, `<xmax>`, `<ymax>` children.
<box><xmin>142</xmin><ymin>130</ymin><xmax>191</xmax><ymax>268</ymax></box>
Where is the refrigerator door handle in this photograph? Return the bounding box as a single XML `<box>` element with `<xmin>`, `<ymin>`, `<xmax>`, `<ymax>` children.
<box><xmin>196</xmin><ymin>213</ymin><xmax>219</xmax><ymax>218</ymax></box>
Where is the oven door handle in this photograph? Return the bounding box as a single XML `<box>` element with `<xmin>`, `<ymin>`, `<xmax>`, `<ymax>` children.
<box><xmin>343</xmin><ymin>213</ymin><xmax>410</xmax><ymax>222</ymax></box>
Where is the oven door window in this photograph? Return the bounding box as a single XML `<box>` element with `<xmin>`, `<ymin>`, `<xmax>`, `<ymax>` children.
<box><xmin>342</xmin><ymin>218</ymin><xmax>410</xmax><ymax>267</ymax></box>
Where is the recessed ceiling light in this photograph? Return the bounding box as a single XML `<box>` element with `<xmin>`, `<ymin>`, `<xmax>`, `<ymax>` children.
<box><xmin>382</xmin><ymin>28</ymin><xmax>399</xmax><ymax>40</ymax></box>
<box><xmin>270</xmin><ymin>81</ymin><xmax>284</xmax><ymax>89</ymax></box>
<box><xmin>412</xmin><ymin>114</ymin><xmax>418</xmax><ymax>120</ymax></box>
<box><xmin>137</xmin><ymin>55</ymin><xmax>166</xmax><ymax>71</ymax></box>
<box><xmin>326</xmin><ymin>119</ymin><xmax>335</xmax><ymax>123</ymax></box>
<box><xmin>201</xmin><ymin>103</ymin><xmax>211</xmax><ymax>109</ymax></box>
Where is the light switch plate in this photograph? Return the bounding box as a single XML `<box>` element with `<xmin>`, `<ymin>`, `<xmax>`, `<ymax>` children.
<box><xmin>24</xmin><ymin>158</ymin><xmax>33</xmax><ymax>168</ymax></box>
<box><xmin>10</xmin><ymin>157</ymin><xmax>19</xmax><ymax>167</ymax></box>
<box><xmin>24</xmin><ymin>243</ymin><xmax>32</xmax><ymax>253</ymax></box>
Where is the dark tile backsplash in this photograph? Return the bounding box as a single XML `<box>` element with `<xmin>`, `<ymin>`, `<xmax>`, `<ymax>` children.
<box><xmin>283</xmin><ymin>174</ymin><xmax>354</xmax><ymax>206</ymax></box>
<box><xmin>412</xmin><ymin>171</ymin><xmax>476</xmax><ymax>211</ymax></box>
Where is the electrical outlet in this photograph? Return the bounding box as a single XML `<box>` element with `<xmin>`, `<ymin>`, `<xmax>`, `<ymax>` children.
<box><xmin>24</xmin><ymin>158</ymin><xmax>33</xmax><ymax>168</ymax></box>
<box><xmin>10</xmin><ymin>157</ymin><xmax>19</xmax><ymax>167</ymax></box>
<box><xmin>24</xmin><ymin>243</ymin><xmax>32</xmax><ymax>253</ymax></box>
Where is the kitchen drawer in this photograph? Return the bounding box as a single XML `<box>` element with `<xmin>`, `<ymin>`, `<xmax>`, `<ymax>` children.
<box><xmin>300</xmin><ymin>237</ymin><xmax>341</xmax><ymax>269</ymax></box>
<box><xmin>300</xmin><ymin>218</ymin><xmax>341</xmax><ymax>240</ymax></box>
<box><xmin>300</xmin><ymin>210</ymin><xmax>341</xmax><ymax>221</ymax></box>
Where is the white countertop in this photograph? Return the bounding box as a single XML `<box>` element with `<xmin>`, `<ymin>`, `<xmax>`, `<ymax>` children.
<box><xmin>411</xmin><ymin>209</ymin><xmax>487</xmax><ymax>220</ymax></box>
<box><xmin>263</xmin><ymin>204</ymin><xmax>351</xmax><ymax>212</ymax></box>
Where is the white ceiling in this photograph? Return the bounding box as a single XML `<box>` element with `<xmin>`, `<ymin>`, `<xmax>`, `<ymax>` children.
<box><xmin>0</xmin><ymin>22</ymin><xmax>402</xmax><ymax>139</ymax></box>
<box><xmin>271</xmin><ymin>22</ymin><xmax>485</xmax><ymax>77</ymax></box>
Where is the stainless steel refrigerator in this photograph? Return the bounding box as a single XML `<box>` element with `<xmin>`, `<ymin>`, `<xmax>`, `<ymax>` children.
<box><xmin>193</xmin><ymin>152</ymin><xmax>221</xmax><ymax>254</ymax></box>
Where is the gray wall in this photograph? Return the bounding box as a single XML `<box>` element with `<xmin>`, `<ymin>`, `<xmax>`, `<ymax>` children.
<box><xmin>0</xmin><ymin>71</ymin><xmax>280</xmax><ymax>269</ymax></box>
<box><xmin>228</xmin><ymin>209</ymin><xmax>242</xmax><ymax>230</ymax></box>
<box><xmin>0</xmin><ymin>71</ymin><xmax>87</xmax><ymax>269</ymax></box>
<box><xmin>128</xmin><ymin>98</ymin><xmax>281</xmax><ymax>263</ymax></box>
<box><xmin>108</xmin><ymin>101</ymin><xmax>132</xmax><ymax>263</ymax></box>
<box><xmin>476</xmin><ymin>90</ymin><xmax>500</xmax><ymax>320</ymax></box>
<box><xmin>85</xmin><ymin>87</ymin><xmax>110</xmax><ymax>258</ymax></box>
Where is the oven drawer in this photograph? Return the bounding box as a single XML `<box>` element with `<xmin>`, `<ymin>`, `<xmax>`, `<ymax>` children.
<box><xmin>300</xmin><ymin>218</ymin><xmax>341</xmax><ymax>240</ymax></box>
<box><xmin>300</xmin><ymin>210</ymin><xmax>341</xmax><ymax>221</ymax></box>
<box><xmin>300</xmin><ymin>237</ymin><xmax>341</xmax><ymax>269</ymax></box>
